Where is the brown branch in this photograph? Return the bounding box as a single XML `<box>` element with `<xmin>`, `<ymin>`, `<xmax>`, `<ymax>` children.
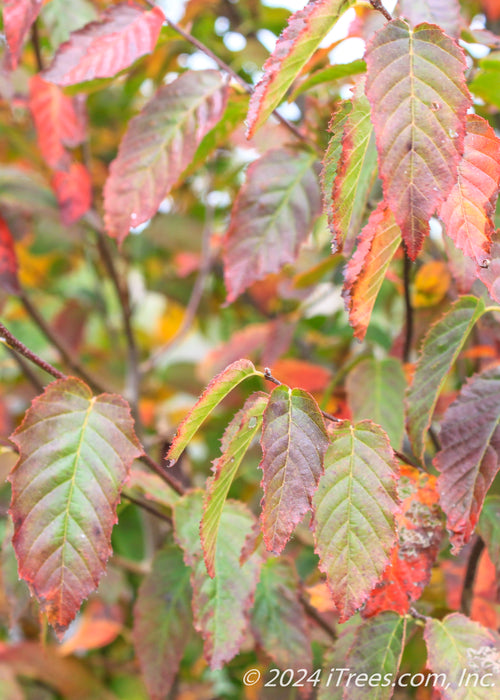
<box><xmin>369</xmin><ymin>0</ymin><xmax>393</xmax><ymax>22</ymax></box>
<box><xmin>0</xmin><ymin>320</ymin><xmax>66</xmax><ymax>380</ymax></box>
<box><xmin>140</xmin><ymin>453</ymin><xmax>185</xmax><ymax>496</ymax></box>
<box><xmin>460</xmin><ymin>536</ymin><xmax>485</xmax><ymax>616</ymax></box>
<box><xmin>31</xmin><ymin>20</ymin><xmax>44</xmax><ymax>72</ymax></box>
<box><xmin>122</xmin><ymin>491</ymin><xmax>173</xmax><ymax>524</ymax></box>
<box><xmin>299</xmin><ymin>593</ymin><xmax>337</xmax><ymax>643</ymax></box>
<box><xmin>19</xmin><ymin>291</ymin><xmax>108</xmax><ymax>394</ymax></box>
<box><xmin>402</xmin><ymin>252</ymin><xmax>414</xmax><ymax>363</ymax></box>
<box><xmin>4</xmin><ymin>344</ymin><xmax>45</xmax><ymax>392</ymax></box>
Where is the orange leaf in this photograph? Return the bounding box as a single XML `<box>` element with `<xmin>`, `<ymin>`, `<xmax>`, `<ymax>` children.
<box><xmin>59</xmin><ymin>599</ymin><xmax>123</xmax><ymax>656</ymax></box>
<box><xmin>269</xmin><ymin>358</ymin><xmax>331</xmax><ymax>393</ymax></box>
<box><xmin>412</xmin><ymin>261</ymin><xmax>451</xmax><ymax>308</ymax></box>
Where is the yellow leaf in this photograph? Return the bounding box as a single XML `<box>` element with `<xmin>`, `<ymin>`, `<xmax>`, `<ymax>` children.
<box><xmin>413</xmin><ymin>261</ymin><xmax>451</xmax><ymax>307</ymax></box>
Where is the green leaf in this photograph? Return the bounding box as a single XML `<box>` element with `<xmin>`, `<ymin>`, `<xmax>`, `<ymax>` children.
<box><xmin>470</xmin><ymin>53</ymin><xmax>500</xmax><ymax>110</ymax></box>
<box><xmin>424</xmin><ymin>613</ymin><xmax>500</xmax><ymax>699</ymax></box>
<box><xmin>133</xmin><ymin>545</ymin><xmax>192</xmax><ymax>700</ymax></box>
<box><xmin>478</xmin><ymin>495</ymin><xmax>500</xmax><ymax>571</ymax></box>
<box><xmin>201</xmin><ymin>392</ymin><xmax>268</xmax><ymax>577</ymax></box>
<box><xmin>312</xmin><ymin>421</ymin><xmax>399</xmax><ymax>622</ymax></box>
<box><xmin>406</xmin><ymin>295</ymin><xmax>485</xmax><ymax>462</ymax></box>
<box><xmin>290</xmin><ymin>59</ymin><xmax>366</xmax><ymax>101</ymax></box>
<box><xmin>41</xmin><ymin>0</ymin><xmax>97</xmax><ymax>48</ymax></box>
<box><xmin>251</xmin><ymin>558</ymin><xmax>312</xmax><ymax>674</ymax></box>
<box><xmin>346</xmin><ymin>357</ymin><xmax>406</xmax><ymax>449</ymax></box>
<box><xmin>174</xmin><ymin>492</ymin><xmax>262</xmax><ymax>669</ymax></box>
<box><xmin>166</xmin><ymin>359</ymin><xmax>262</xmax><ymax>465</ymax></box>
<box><xmin>318</xmin><ymin>619</ymin><xmax>360</xmax><ymax>700</ymax></box>
<box><xmin>246</xmin><ymin>0</ymin><xmax>355</xmax><ymax>137</ymax></box>
<box><xmin>259</xmin><ymin>384</ymin><xmax>329</xmax><ymax>554</ymax></box>
<box><xmin>223</xmin><ymin>147</ymin><xmax>321</xmax><ymax>302</ymax></box>
<box><xmin>8</xmin><ymin>378</ymin><xmax>142</xmax><ymax>637</ymax></box>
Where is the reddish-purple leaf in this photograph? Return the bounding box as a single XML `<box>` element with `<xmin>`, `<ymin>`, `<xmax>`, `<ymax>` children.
<box><xmin>434</xmin><ymin>365</ymin><xmax>500</xmax><ymax>553</ymax></box>
<box><xmin>174</xmin><ymin>492</ymin><xmax>262</xmax><ymax>669</ymax></box>
<box><xmin>104</xmin><ymin>70</ymin><xmax>228</xmax><ymax>243</ymax></box>
<box><xmin>223</xmin><ymin>147</ymin><xmax>321</xmax><ymax>302</ymax></box>
<box><xmin>342</xmin><ymin>202</ymin><xmax>401</xmax><ymax>340</ymax></box>
<box><xmin>251</xmin><ymin>558</ymin><xmax>312</xmax><ymax>676</ymax></box>
<box><xmin>440</xmin><ymin>115</ymin><xmax>500</xmax><ymax>266</ymax></box>
<box><xmin>167</xmin><ymin>359</ymin><xmax>261</xmax><ymax>466</ymax></box>
<box><xmin>8</xmin><ymin>378</ymin><xmax>143</xmax><ymax>636</ymax></box>
<box><xmin>3</xmin><ymin>0</ymin><xmax>43</xmax><ymax>69</ymax></box>
<box><xmin>398</xmin><ymin>0</ymin><xmax>462</xmax><ymax>38</ymax></box>
<box><xmin>365</xmin><ymin>20</ymin><xmax>471</xmax><ymax>258</ymax></box>
<box><xmin>0</xmin><ymin>216</ymin><xmax>20</xmax><ymax>295</ymax></box>
<box><xmin>312</xmin><ymin>421</ymin><xmax>399</xmax><ymax>622</ymax></box>
<box><xmin>479</xmin><ymin>231</ymin><xmax>500</xmax><ymax>303</ymax></box>
<box><xmin>133</xmin><ymin>545</ymin><xmax>192</xmax><ymax>700</ymax></box>
<box><xmin>259</xmin><ymin>384</ymin><xmax>328</xmax><ymax>554</ymax></box>
<box><xmin>43</xmin><ymin>3</ymin><xmax>165</xmax><ymax>86</ymax></box>
<box><xmin>29</xmin><ymin>75</ymin><xmax>87</xmax><ymax>170</ymax></box>
<box><xmin>52</xmin><ymin>162</ymin><xmax>92</xmax><ymax>225</ymax></box>
<box><xmin>246</xmin><ymin>0</ymin><xmax>355</xmax><ymax>137</ymax></box>
<box><xmin>424</xmin><ymin>613</ymin><xmax>500</xmax><ymax>699</ymax></box>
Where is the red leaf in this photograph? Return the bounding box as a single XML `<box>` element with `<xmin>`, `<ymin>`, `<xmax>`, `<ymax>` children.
<box><xmin>269</xmin><ymin>358</ymin><xmax>331</xmax><ymax>393</ymax></box>
<box><xmin>8</xmin><ymin>378</ymin><xmax>143</xmax><ymax>636</ymax></box>
<box><xmin>259</xmin><ymin>385</ymin><xmax>328</xmax><ymax>554</ymax></box>
<box><xmin>479</xmin><ymin>231</ymin><xmax>500</xmax><ymax>303</ymax></box>
<box><xmin>365</xmin><ymin>20</ymin><xmax>471</xmax><ymax>258</ymax></box>
<box><xmin>3</xmin><ymin>0</ymin><xmax>43</xmax><ymax>69</ymax></box>
<box><xmin>481</xmin><ymin>0</ymin><xmax>500</xmax><ymax>21</ymax></box>
<box><xmin>59</xmin><ymin>599</ymin><xmax>123</xmax><ymax>656</ymax></box>
<box><xmin>52</xmin><ymin>163</ymin><xmax>92</xmax><ymax>225</ymax></box>
<box><xmin>434</xmin><ymin>365</ymin><xmax>500</xmax><ymax>553</ymax></box>
<box><xmin>398</xmin><ymin>0</ymin><xmax>462</xmax><ymax>38</ymax></box>
<box><xmin>440</xmin><ymin>115</ymin><xmax>500</xmax><ymax>266</ymax></box>
<box><xmin>0</xmin><ymin>217</ymin><xmax>20</xmax><ymax>295</ymax></box>
<box><xmin>342</xmin><ymin>202</ymin><xmax>401</xmax><ymax>340</ymax></box>
<box><xmin>29</xmin><ymin>75</ymin><xmax>87</xmax><ymax>170</ymax></box>
<box><xmin>104</xmin><ymin>70</ymin><xmax>228</xmax><ymax>243</ymax></box>
<box><xmin>363</xmin><ymin>465</ymin><xmax>443</xmax><ymax>617</ymax></box>
<box><xmin>43</xmin><ymin>3</ymin><xmax>165</xmax><ymax>86</ymax></box>
<box><xmin>223</xmin><ymin>147</ymin><xmax>321</xmax><ymax>302</ymax></box>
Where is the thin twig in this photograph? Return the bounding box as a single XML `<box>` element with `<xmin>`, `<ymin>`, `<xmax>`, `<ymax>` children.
<box><xmin>19</xmin><ymin>292</ymin><xmax>108</xmax><ymax>394</ymax></box>
<box><xmin>140</xmin><ymin>453</ymin><xmax>185</xmax><ymax>496</ymax></box>
<box><xmin>460</xmin><ymin>536</ymin><xmax>485</xmax><ymax>616</ymax></box>
<box><xmin>111</xmin><ymin>553</ymin><xmax>151</xmax><ymax>576</ymax></box>
<box><xmin>402</xmin><ymin>253</ymin><xmax>414</xmax><ymax>363</ymax></box>
<box><xmin>409</xmin><ymin>607</ymin><xmax>428</xmax><ymax>623</ymax></box>
<box><xmin>299</xmin><ymin>593</ymin><xmax>337</xmax><ymax>643</ymax></box>
<box><xmin>31</xmin><ymin>20</ymin><xmax>44</xmax><ymax>72</ymax></box>
<box><xmin>0</xmin><ymin>320</ymin><xmax>66</xmax><ymax>380</ymax></box>
<box><xmin>141</xmin><ymin>207</ymin><xmax>214</xmax><ymax>373</ymax></box>
<box><xmin>3</xmin><ymin>344</ymin><xmax>45</xmax><ymax>392</ymax></box>
<box><xmin>369</xmin><ymin>0</ymin><xmax>393</xmax><ymax>22</ymax></box>
<box><xmin>122</xmin><ymin>491</ymin><xmax>173</xmax><ymax>525</ymax></box>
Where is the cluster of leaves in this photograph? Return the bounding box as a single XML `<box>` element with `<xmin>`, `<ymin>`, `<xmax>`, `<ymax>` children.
<box><xmin>0</xmin><ymin>0</ymin><xmax>499</xmax><ymax>698</ymax></box>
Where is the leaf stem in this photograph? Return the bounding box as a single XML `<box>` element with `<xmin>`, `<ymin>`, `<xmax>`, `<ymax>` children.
<box><xmin>403</xmin><ymin>252</ymin><xmax>414</xmax><ymax>363</ymax></box>
<box><xmin>122</xmin><ymin>491</ymin><xmax>173</xmax><ymax>525</ymax></box>
<box><xmin>369</xmin><ymin>0</ymin><xmax>393</xmax><ymax>22</ymax></box>
<box><xmin>31</xmin><ymin>20</ymin><xmax>44</xmax><ymax>72</ymax></box>
<box><xmin>460</xmin><ymin>536</ymin><xmax>485</xmax><ymax>616</ymax></box>
<box><xmin>140</xmin><ymin>453</ymin><xmax>185</xmax><ymax>496</ymax></box>
<box><xmin>0</xmin><ymin>320</ymin><xmax>66</xmax><ymax>380</ymax></box>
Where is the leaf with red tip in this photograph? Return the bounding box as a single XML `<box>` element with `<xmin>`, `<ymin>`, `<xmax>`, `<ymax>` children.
<box><xmin>342</xmin><ymin>202</ymin><xmax>401</xmax><ymax>340</ymax></box>
<box><xmin>406</xmin><ymin>295</ymin><xmax>485</xmax><ymax>462</ymax></box>
<box><xmin>321</xmin><ymin>101</ymin><xmax>352</xmax><ymax>246</ymax></box>
<box><xmin>329</xmin><ymin>79</ymin><xmax>378</xmax><ymax>254</ymax></box>
<box><xmin>224</xmin><ymin>148</ymin><xmax>321</xmax><ymax>302</ymax></box>
<box><xmin>104</xmin><ymin>70</ymin><xmax>228</xmax><ymax>243</ymax></box>
<box><xmin>363</xmin><ymin>465</ymin><xmax>443</xmax><ymax>617</ymax></box>
<box><xmin>133</xmin><ymin>545</ymin><xmax>192</xmax><ymax>700</ymax></box>
<box><xmin>202</xmin><ymin>392</ymin><xmax>268</xmax><ymax>577</ymax></box>
<box><xmin>3</xmin><ymin>0</ymin><xmax>43</xmax><ymax>69</ymax></box>
<box><xmin>312</xmin><ymin>421</ymin><xmax>399</xmax><ymax>622</ymax></box>
<box><xmin>251</xmin><ymin>558</ymin><xmax>312</xmax><ymax>675</ymax></box>
<box><xmin>0</xmin><ymin>216</ymin><xmax>20</xmax><ymax>295</ymax></box>
<box><xmin>424</xmin><ymin>613</ymin><xmax>500</xmax><ymax>699</ymax></box>
<box><xmin>8</xmin><ymin>378</ymin><xmax>143</xmax><ymax>637</ymax></box>
<box><xmin>167</xmin><ymin>359</ymin><xmax>261</xmax><ymax>465</ymax></box>
<box><xmin>365</xmin><ymin>20</ymin><xmax>471</xmax><ymax>258</ymax></box>
<box><xmin>43</xmin><ymin>3</ymin><xmax>165</xmax><ymax>86</ymax></box>
<box><xmin>29</xmin><ymin>76</ymin><xmax>87</xmax><ymax>170</ymax></box>
<box><xmin>399</xmin><ymin>0</ymin><xmax>462</xmax><ymax>38</ymax></box>
<box><xmin>479</xmin><ymin>231</ymin><xmax>500</xmax><ymax>303</ymax></box>
<box><xmin>434</xmin><ymin>365</ymin><xmax>500</xmax><ymax>553</ymax></box>
<box><xmin>440</xmin><ymin>115</ymin><xmax>500</xmax><ymax>266</ymax></box>
<box><xmin>259</xmin><ymin>385</ymin><xmax>328</xmax><ymax>554</ymax></box>
<box><xmin>52</xmin><ymin>163</ymin><xmax>92</xmax><ymax>225</ymax></box>
<box><xmin>246</xmin><ymin>0</ymin><xmax>355</xmax><ymax>137</ymax></box>
<box><xmin>174</xmin><ymin>492</ymin><xmax>262</xmax><ymax>669</ymax></box>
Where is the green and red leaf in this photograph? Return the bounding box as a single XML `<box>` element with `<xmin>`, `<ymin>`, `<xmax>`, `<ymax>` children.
<box><xmin>312</xmin><ymin>421</ymin><xmax>399</xmax><ymax>622</ymax></box>
<box><xmin>8</xmin><ymin>378</ymin><xmax>143</xmax><ymax>636</ymax></box>
<box><xmin>440</xmin><ymin>115</ymin><xmax>500</xmax><ymax>266</ymax></box>
<box><xmin>434</xmin><ymin>365</ymin><xmax>500</xmax><ymax>553</ymax></box>
<box><xmin>3</xmin><ymin>0</ymin><xmax>43</xmax><ymax>69</ymax></box>
<box><xmin>104</xmin><ymin>70</ymin><xmax>228</xmax><ymax>243</ymax></box>
<box><xmin>365</xmin><ymin>20</ymin><xmax>471</xmax><ymax>258</ymax></box>
<box><xmin>406</xmin><ymin>295</ymin><xmax>485</xmax><ymax>462</ymax></box>
<box><xmin>246</xmin><ymin>0</ymin><xmax>355</xmax><ymax>137</ymax></box>
<box><xmin>43</xmin><ymin>2</ymin><xmax>165</xmax><ymax>86</ymax></box>
<box><xmin>223</xmin><ymin>147</ymin><xmax>321</xmax><ymax>302</ymax></box>
<box><xmin>259</xmin><ymin>385</ymin><xmax>328</xmax><ymax>554</ymax></box>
